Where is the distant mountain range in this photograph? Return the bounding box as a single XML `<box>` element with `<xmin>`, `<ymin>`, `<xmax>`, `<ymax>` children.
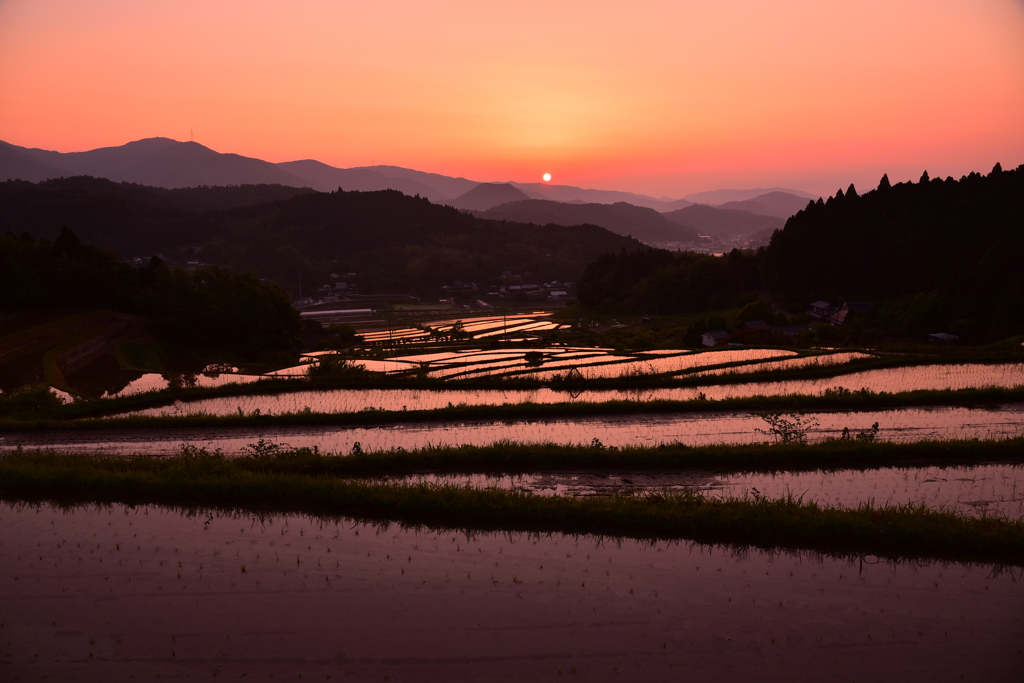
<box><xmin>0</xmin><ymin>137</ymin><xmax>694</xmax><ymax>208</ymax></box>
<box><xmin>449</xmin><ymin>183</ymin><xmax>532</xmax><ymax>211</ymax></box>
<box><xmin>0</xmin><ymin>175</ymin><xmax>641</xmax><ymax>295</ymax></box>
<box><xmin>662</xmin><ymin>204</ymin><xmax>785</xmax><ymax>237</ymax></box>
<box><xmin>474</xmin><ymin>200</ymin><xmax>699</xmax><ymax>244</ymax></box>
<box><xmin>682</xmin><ymin>187</ymin><xmax>819</xmax><ymax>205</ymax></box>
<box><xmin>0</xmin><ymin>137</ymin><xmax>816</xmax><ymax>241</ymax></box>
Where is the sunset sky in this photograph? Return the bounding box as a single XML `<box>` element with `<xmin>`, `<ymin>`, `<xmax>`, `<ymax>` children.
<box><xmin>2</xmin><ymin>0</ymin><xmax>1022</xmax><ymax>197</ymax></box>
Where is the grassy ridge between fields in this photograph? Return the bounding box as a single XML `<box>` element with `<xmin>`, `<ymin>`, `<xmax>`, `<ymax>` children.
<box><xmin>5</xmin><ymin>386</ymin><xmax>1024</xmax><ymax>432</ymax></box>
<box><xmin>9</xmin><ymin>438</ymin><xmax>1014</xmax><ymax>476</ymax></box>
<box><xmin>1</xmin><ymin>450</ymin><xmax>1022</xmax><ymax>566</ymax></box>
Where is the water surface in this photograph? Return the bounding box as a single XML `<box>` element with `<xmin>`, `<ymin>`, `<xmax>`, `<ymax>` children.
<box><xmin>1</xmin><ymin>503</ymin><xmax>1020</xmax><ymax>681</ymax></box>
<box><xmin>111</xmin><ymin>363</ymin><xmax>1024</xmax><ymax>418</ymax></box>
<box><xmin>387</xmin><ymin>463</ymin><xmax>1024</xmax><ymax>519</ymax></box>
<box><xmin>6</xmin><ymin>405</ymin><xmax>1024</xmax><ymax>456</ymax></box>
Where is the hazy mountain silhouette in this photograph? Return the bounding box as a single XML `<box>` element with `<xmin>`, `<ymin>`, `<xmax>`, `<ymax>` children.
<box><xmin>356</xmin><ymin>165</ymin><xmax>478</xmax><ymax>199</ymax></box>
<box><xmin>509</xmin><ymin>182</ymin><xmax>679</xmax><ymax>210</ymax></box>
<box><xmin>655</xmin><ymin>197</ymin><xmax>696</xmax><ymax>212</ymax></box>
<box><xmin>476</xmin><ymin>199</ymin><xmax>698</xmax><ymax>244</ymax></box>
<box><xmin>718</xmin><ymin>191</ymin><xmax>814</xmax><ymax>219</ymax></box>
<box><xmin>3</xmin><ymin>137</ymin><xmax>310</xmax><ymax>188</ymax></box>
<box><xmin>276</xmin><ymin>160</ymin><xmax>448</xmax><ymax>200</ymax></box>
<box><xmin>0</xmin><ymin>141</ymin><xmax>70</xmax><ymax>182</ymax></box>
<box><xmin>449</xmin><ymin>183</ymin><xmax>532</xmax><ymax>211</ymax></box>
<box><xmin>15</xmin><ymin>137</ymin><xmax>180</xmax><ymax>179</ymax></box>
<box><xmin>663</xmin><ymin>204</ymin><xmax>784</xmax><ymax>237</ymax></box>
<box><xmin>682</xmin><ymin>187</ymin><xmax>818</xmax><ymax>205</ymax></box>
<box><xmin>1</xmin><ymin>137</ymin><xmax>818</xmax><ymax>214</ymax></box>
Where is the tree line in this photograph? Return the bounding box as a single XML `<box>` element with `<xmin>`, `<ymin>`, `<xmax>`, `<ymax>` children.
<box><xmin>0</xmin><ymin>227</ymin><xmax>301</xmax><ymax>357</ymax></box>
<box><xmin>578</xmin><ymin>163</ymin><xmax>1023</xmax><ymax>342</ymax></box>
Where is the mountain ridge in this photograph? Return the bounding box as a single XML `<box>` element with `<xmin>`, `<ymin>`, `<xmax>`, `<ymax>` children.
<box><xmin>474</xmin><ymin>199</ymin><xmax>699</xmax><ymax>245</ymax></box>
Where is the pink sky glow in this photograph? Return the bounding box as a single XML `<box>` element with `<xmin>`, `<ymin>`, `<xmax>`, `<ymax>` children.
<box><xmin>2</xmin><ymin>0</ymin><xmax>1022</xmax><ymax>197</ymax></box>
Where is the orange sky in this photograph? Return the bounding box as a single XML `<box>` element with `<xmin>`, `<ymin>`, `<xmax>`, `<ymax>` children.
<box><xmin>2</xmin><ymin>0</ymin><xmax>1022</xmax><ymax>197</ymax></box>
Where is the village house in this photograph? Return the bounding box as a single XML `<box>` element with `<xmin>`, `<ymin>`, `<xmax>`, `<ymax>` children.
<box><xmin>701</xmin><ymin>329</ymin><xmax>731</xmax><ymax>347</ymax></box>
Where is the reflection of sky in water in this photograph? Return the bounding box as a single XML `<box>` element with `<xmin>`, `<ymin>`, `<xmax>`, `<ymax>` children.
<box><xmin>6</xmin><ymin>404</ymin><xmax>1024</xmax><ymax>457</ymax></box>
<box><xmin>116</xmin><ymin>363</ymin><xmax>1024</xmax><ymax>418</ymax></box>
<box><xmin>693</xmin><ymin>351</ymin><xmax>873</xmax><ymax>376</ymax></box>
<box><xmin>387</xmin><ymin>464</ymin><xmax>1024</xmax><ymax>519</ymax></box>
<box><xmin>1</xmin><ymin>503</ymin><xmax>1021</xmax><ymax>680</ymax></box>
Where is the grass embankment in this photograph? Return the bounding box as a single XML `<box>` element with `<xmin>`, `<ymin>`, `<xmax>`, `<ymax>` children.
<box><xmin>6</xmin><ymin>385</ymin><xmax>1023</xmax><ymax>432</ymax></box>
<box><xmin>1</xmin><ymin>450</ymin><xmax>1021</xmax><ymax>565</ymax></box>
<box><xmin>187</xmin><ymin>437</ymin><xmax>1024</xmax><ymax>477</ymax></box>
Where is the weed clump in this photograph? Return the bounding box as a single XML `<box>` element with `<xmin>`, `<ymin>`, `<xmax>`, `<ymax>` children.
<box><xmin>306</xmin><ymin>356</ymin><xmax>369</xmax><ymax>382</ymax></box>
<box><xmin>755</xmin><ymin>412</ymin><xmax>820</xmax><ymax>444</ymax></box>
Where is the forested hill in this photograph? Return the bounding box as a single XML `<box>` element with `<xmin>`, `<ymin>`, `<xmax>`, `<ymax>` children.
<box><xmin>764</xmin><ymin>163</ymin><xmax>1023</xmax><ymax>336</ymax></box>
<box><xmin>0</xmin><ymin>176</ymin><xmax>642</xmax><ymax>294</ymax></box>
<box><xmin>209</xmin><ymin>187</ymin><xmax>642</xmax><ymax>291</ymax></box>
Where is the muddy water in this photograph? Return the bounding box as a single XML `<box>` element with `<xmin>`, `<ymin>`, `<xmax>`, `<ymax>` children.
<box><xmin>111</xmin><ymin>363</ymin><xmax>1024</xmax><ymax>418</ymax></box>
<box><xmin>386</xmin><ymin>464</ymin><xmax>1024</xmax><ymax>519</ymax></box>
<box><xmin>4</xmin><ymin>405</ymin><xmax>1024</xmax><ymax>457</ymax></box>
<box><xmin>1</xmin><ymin>503</ymin><xmax>1020</xmax><ymax>681</ymax></box>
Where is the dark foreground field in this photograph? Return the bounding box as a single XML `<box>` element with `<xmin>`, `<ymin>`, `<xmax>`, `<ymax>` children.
<box><xmin>3</xmin><ymin>438</ymin><xmax>1023</xmax><ymax>681</ymax></box>
<box><xmin>2</xmin><ymin>501</ymin><xmax>1022</xmax><ymax>682</ymax></box>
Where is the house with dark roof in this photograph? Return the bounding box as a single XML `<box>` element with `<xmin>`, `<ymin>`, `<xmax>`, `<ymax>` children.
<box><xmin>701</xmin><ymin>330</ymin><xmax>731</xmax><ymax>347</ymax></box>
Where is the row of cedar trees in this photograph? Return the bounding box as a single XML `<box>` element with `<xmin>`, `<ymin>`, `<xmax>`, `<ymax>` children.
<box><xmin>577</xmin><ymin>163</ymin><xmax>1023</xmax><ymax>343</ymax></box>
<box><xmin>0</xmin><ymin>227</ymin><xmax>302</xmax><ymax>358</ymax></box>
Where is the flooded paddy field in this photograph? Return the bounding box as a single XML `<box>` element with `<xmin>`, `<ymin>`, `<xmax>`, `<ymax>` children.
<box><xmin>6</xmin><ymin>404</ymin><xmax>1024</xmax><ymax>457</ymax></box>
<box><xmin>103</xmin><ymin>363</ymin><xmax>1024</xmax><ymax>418</ymax></box>
<box><xmin>1</xmin><ymin>502</ymin><xmax>1020</xmax><ymax>682</ymax></box>
<box><xmin>387</xmin><ymin>463</ymin><xmax>1024</xmax><ymax>520</ymax></box>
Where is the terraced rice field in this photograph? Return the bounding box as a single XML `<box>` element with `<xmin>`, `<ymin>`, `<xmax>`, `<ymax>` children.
<box><xmin>9</xmin><ymin>404</ymin><xmax>1024</xmax><ymax>456</ymax></box>
<box><xmin>1</xmin><ymin>503</ymin><xmax>1020</xmax><ymax>681</ymax></box>
<box><xmin>111</xmin><ymin>362</ymin><xmax>1024</xmax><ymax>418</ymax></box>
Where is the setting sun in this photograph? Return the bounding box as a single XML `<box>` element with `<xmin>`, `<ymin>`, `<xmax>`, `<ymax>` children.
<box><xmin>543</xmin><ymin>173</ymin><xmax>552</xmax><ymax>182</ymax></box>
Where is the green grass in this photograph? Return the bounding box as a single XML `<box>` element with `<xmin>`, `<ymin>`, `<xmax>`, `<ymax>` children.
<box><xmin>6</xmin><ymin>385</ymin><xmax>1023</xmax><ymax>431</ymax></box>
<box><xmin>1</xmin><ymin>449</ymin><xmax>1021</xmax><ymax>566</ymax></box>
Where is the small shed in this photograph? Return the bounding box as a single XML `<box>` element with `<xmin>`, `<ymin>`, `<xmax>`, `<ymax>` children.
<box><xmin>702</xmin><ymin>330</ymin><xmax>731</xmax><ymax>347</ymax></box>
